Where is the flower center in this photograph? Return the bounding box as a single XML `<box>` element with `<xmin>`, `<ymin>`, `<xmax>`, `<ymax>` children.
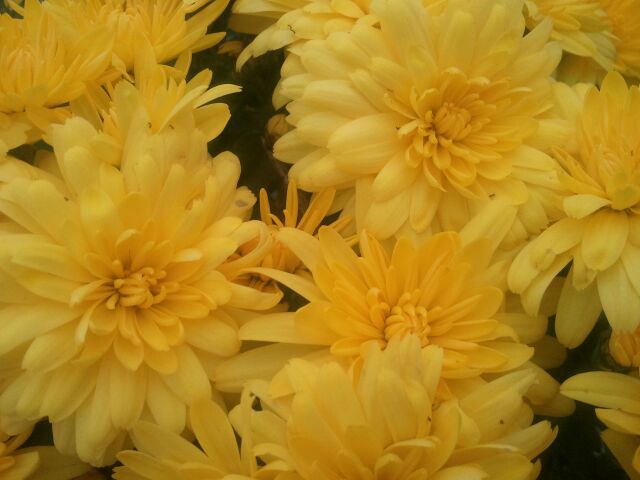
<box><xmin>578</xmin><ymin>140</ymin><xmax>640</xmax><ymax>210</ymax></box>
<box><xmin>367</xmin><ymin>288</ymin><xmax>431</xmax><ymax>345</ymax></box>
<box><xmin>391</xmin><ymin>69</ymin><xmax>514</xmax><ymax>191</ymax></box>
<box><xmin>105</xmin><ymin>264</ymin><xmax>169</xmax><ymax>309</ymax></box>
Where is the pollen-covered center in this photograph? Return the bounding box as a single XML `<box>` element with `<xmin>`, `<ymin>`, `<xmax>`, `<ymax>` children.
<box><xmin>393</xmin><ymin>69</ymin><xmax>514</xmax><ymax>189</ymax></box>
<box><xmin>367</xmin><ymin>288</ymin><xmax>431</xmax><ymax>346</ymax></box>
<box><xmin>105</xmin><ymin>262</ymin><xmax>172</xmax><ymax>309</ymax></box>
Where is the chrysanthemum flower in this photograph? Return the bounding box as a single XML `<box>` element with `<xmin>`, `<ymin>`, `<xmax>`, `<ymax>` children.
<box><xmin>600</xmin><ymin>0</ymin><xmax>640</xmax><ymax>79</ymax></box>
<box><xmin>231</xmin><ymin>335</ymin><xmax>556</xmax><ymax>480</ymax></box>
<box><xmin>237</xmin><ymin>180</ymin><xmax>349</xmax><ymax>292</ymax></box>
<box><xmin>555</xmin><ymin>0</ymin><xmax>640</xmax><ymax>83</ymax></box>
<box><xmin>42</xmin><ymin>0</ymin><xmax>229</xmax><ymax>73</ymax></box>
<box><xmin>0</xmin><ymin>0</ymin><xmax>112</xmax><ymax>146</ymax></box>
<box><xmin>113</xmin><ymin>398</ymin><xmax>273</xmax><ymax>480</ymax></box>
<box><xmin>561</xmin><ymin>372</ymin><xmax>640</xmax><ymax>477</ymax></box>
<box><xmin>219</xmin><ymin>227</ymin><xmax>537</xmax><ymax>388</ymax></box>
<box><xmin>72</xmin><ymin>42</ymin><xmax>240</xmax><ymax>151</ymax></box>
<box><xmin>610</xmin><ymin>327</ymin><xmax>640</xmax><ymax>368</ymax></box>
<box><xmin>0</xmin><ymin>83</ymin><xmax>280</xmax><ymax>466</ymax></box>
<box><xmin>508</xmin><ymin>72</ymin><xmax>640</xmax><ymax>348</ymax></box>
<box><xmin>233</xmin><ymin>0</ymin><xmax>373</xmax><ymax>70</ymax></box>
<box><xmin>524</xmin><ymin>0</ymin><xmax>615</xmax><ymax>71</ymax></box>
<box><xmin>232</xmin><ymin>0</ymin><xmax>450</xmax><ymax>72</ymax></box>
<box><xmin>273</xmin><ymin>0</ymin><xmax>564</xmax><ymax>240</ymax></box>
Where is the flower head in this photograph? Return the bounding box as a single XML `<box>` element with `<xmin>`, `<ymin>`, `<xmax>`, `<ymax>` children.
<box><xmin>610</xmin><ymin>327</ymin><xmax>640</xmax><ymax>368</ymax></box>
<box><xmin>0</xmin><ymin>82</ymin><xmax>279</xmax><ymax>466</ymax></box>
<box><xmin>524</xmin><ymin>0</ymin><xmax>616</xmax><ymax>71</ymax></box>
<box><xmin>43</xmin><ymin>0</ymin><xmax>229</xmax><ymax>72</ymax></box>
<box><xmin>233</xmin><ymin>335</ymin><xmax>556</xmax><ymax>480</ymax></box>
<box><xmin>509</xmin><ymin>72</ymin><xmax>640</xmax><ymax>347</ymax></box>
<box><xmin>231</xmin><ymin>227</ymin><xmax>536</xmax><ymax>381</ymax></box>
<box><xmin>233</xmin><ymin>0</ymin><xmax>373</xmax><ymax>70</ymax></box>
<box><xmin>601</xmin><ymin>0</ymin><xmax>640</xmax><ymax>79</ymax></box>
<box><xmin>72</xmin><ymin>42</ymin><xmax>240</xmax><ymax>153</ymax></box>
<box><xmin>555</xmin><ymin>0</ymin><xmax>640</xmax><ymax>83</ymax></box>
<box><xmin>562</xmin><ymin>371</ymin><xmax>640</xmax><ymax>477</ymax></box>
<box><xmin>0</xmin><ymin>0</ymin><xmax>112</xmax><ymax>146</ymax></box>
<box><xmin>236</xmin><ymin>180</ymin><xmax>349</xmax><ymax>292</ymax></box>
<box><xmin>274</xmin><ymin>0</ymin><xmax>563</xmax><ymax>240</ymax></box>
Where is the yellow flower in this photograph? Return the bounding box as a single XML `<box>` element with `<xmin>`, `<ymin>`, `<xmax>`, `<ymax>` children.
<box><xmin>601</xmin><ymin>0</ymin><xmax>640</xmax><ymax>79</ymax></box>
<box><xmin>508</xmin><ymin>72</ymin><xmax>640</xmax><ymax>348</ymax></box>
<box><xmin>233</xmin><ymin>0</ymin><xmax>373</xmax><ymax>70</ymax></box>
<box><xmin>0</xmin><ymin>428</ymin><xmax>39</xmax><ymax>480</ymax></box>
<box><xmin>42</xmin><ymin>0</ymin><xmax>229</xmax><ymax>73</ymax></box>
<box><xmin>610</xmin><ymin>327</ymin><xmax>640</xmax><ymax>368</ymax></box>
<box><xmin>233</xmin><ymin>335</ymin><xmax>556</xmax><ymax>480</ymax></box>
<box><xmin>0</xmin><ymin>83</ymin><xmax>280</xmax><ymax>466</ymax></box>
<box><xmin>238</xmin><ymin>180</ymin><xmax>349</xmax><ymax>290</ymax></box>
<box><xmin>221</xmin><ymin>228</ymin><xmax>538</xmax><ymax>386</ymax></box>
<box><xmin>562</xmin><ymin>371</ymin><xmax>640</xmax><ymax>477</ymax></box>
<box><xmin>524</xmin><ymin>0</ymin><xmax>616</xmax><ymax>71</ymax></box>
<box><xmin>113</xmin><ymin>398</ymin><xmax>277</xmax><ymax>480</ymax></box>
<box><xmin>72</xmin><ymin>41</ymin><xmax>240</xmax><ymax>152</ymax></box>
<box><xmin>232</xmin><ymin>0</ymin><xmax>449</xmax><ymax>71</ymax></box>
<box><xmin>554</xmin><ymin>0</ymin><xmax>640</xmax><ymax>83</ymax></box>
<box><xmin>0</xmin><ymin>0</ymin><xmax>112</xmax><ymax>146</ymax></box>
<box><xmin>273</xmin><ymin>0</ymin><xmax>564</xmax><ymax>240</ymax></box>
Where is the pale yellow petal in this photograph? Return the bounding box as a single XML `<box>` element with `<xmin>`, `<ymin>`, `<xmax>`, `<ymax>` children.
<box><xmin>556</xmin><ymin>266</ymin><xmax>602</xmax><ymax>348</ymax></box>
<box><xmin>561</xmin><ymin>372</ymin><xmax>640</xmax><ymax>414</ymax></box>
<box><xmin>581</xmin><ymin>210</ymin><xmax>628</xmax><ymax>271</ymax></box>
<box><xmin>598</xmin><ymin>260</ymin><xmax>640</xmax><ymax>331</ymax></box>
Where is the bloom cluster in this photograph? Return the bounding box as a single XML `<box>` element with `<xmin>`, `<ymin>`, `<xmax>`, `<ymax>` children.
<box><xmin>0</xmin><ymin>0</ymin><xmax>639</xmax><ymax>478</ymax></box>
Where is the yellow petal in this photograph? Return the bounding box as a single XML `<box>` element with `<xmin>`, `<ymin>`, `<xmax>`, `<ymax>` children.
<box><xmin>556</xmin><ymin>266</ymin><xmax>602</xmax><ymax>348</ymax></box>
<box><xmin>601</xmin><ymin>429</ymin><xmax>640</xmax><ymax>480</ymax></box>
<box><xmin>596</xmin><ymin>409</ymin><xmax>640</xmax><ymax>436</ymax></box>
<box><xmin>214</xmin><ymin>344</ymin><xmax>321</xmax><ymax>393</ymax></box>
<box><xmin>598</xmin><ymin>260</ymin><xmax>640</xmax><ymax>331</ymax></box>
<box><xmin>115</xmin><ymin>451</ymin><xmax>176</xmax><ymax>480</ymax></box>
<box><xmin>364</xmin><ymin>189</ymin><xmax>411</xmax><ymax>240</ymax></box>
<box><xmin>129</xmin><ymin>422</ymin><xmax>210</xmax><ymax>464</ymax></box>
<box><xmin>581</xmin><ymin>209</ymin><xmax>628</xmax><ymax>271</ymax></box>
<box><xmin>0</xmin><ymin>303</ymin><xmax>79</xmax><ymax>356</ymax></box>
<box><xmin>563</xmin><ymin>194</ymin><xmax>611</xmax><ymax>219</ymax></box>
<box><xmin>190</xmin><ymin>399</ymin><xmax>243</xmax><ymax>472</ymax></box>
<box><xmin>276</xmin><ymin>227</ymin><xmax>323</xmax><ymax>276</ymax></box>
<box><xmin>371</xmin><ymin>152</ymin><xmax>418</xmax><ymax>202</ymax></box>
<box><xmin>240</xmin><ymin>311</ymin><xmax>332</xmax><ymax>345</ymax></box>
<box><xmin>330</xmin><ymin>114</ymin><xmax>400</xmax><ymax>175</ymax></box>
<box><xmin>146</xmin><ymin>372</ymin><xmax>185</xmax><ymax>433</ymax></box>
<box><xmin>184</xmin><ymin>314</ymin><xmax>240</xmax><ymax>357</ymax></box>
<box><xmin>162</xmin><ymin>346</ymin><xmax>211</xmax><ymax>403</ymax></box>
<box><xmin>109</xmin><ymin>358</ymin><xmax>146</xmax><ymax>429</ymax></box>
<box><xmin>561</xmin><ymin>372</ymin><xmax>640</xmax><ymax>414</ymax></box>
